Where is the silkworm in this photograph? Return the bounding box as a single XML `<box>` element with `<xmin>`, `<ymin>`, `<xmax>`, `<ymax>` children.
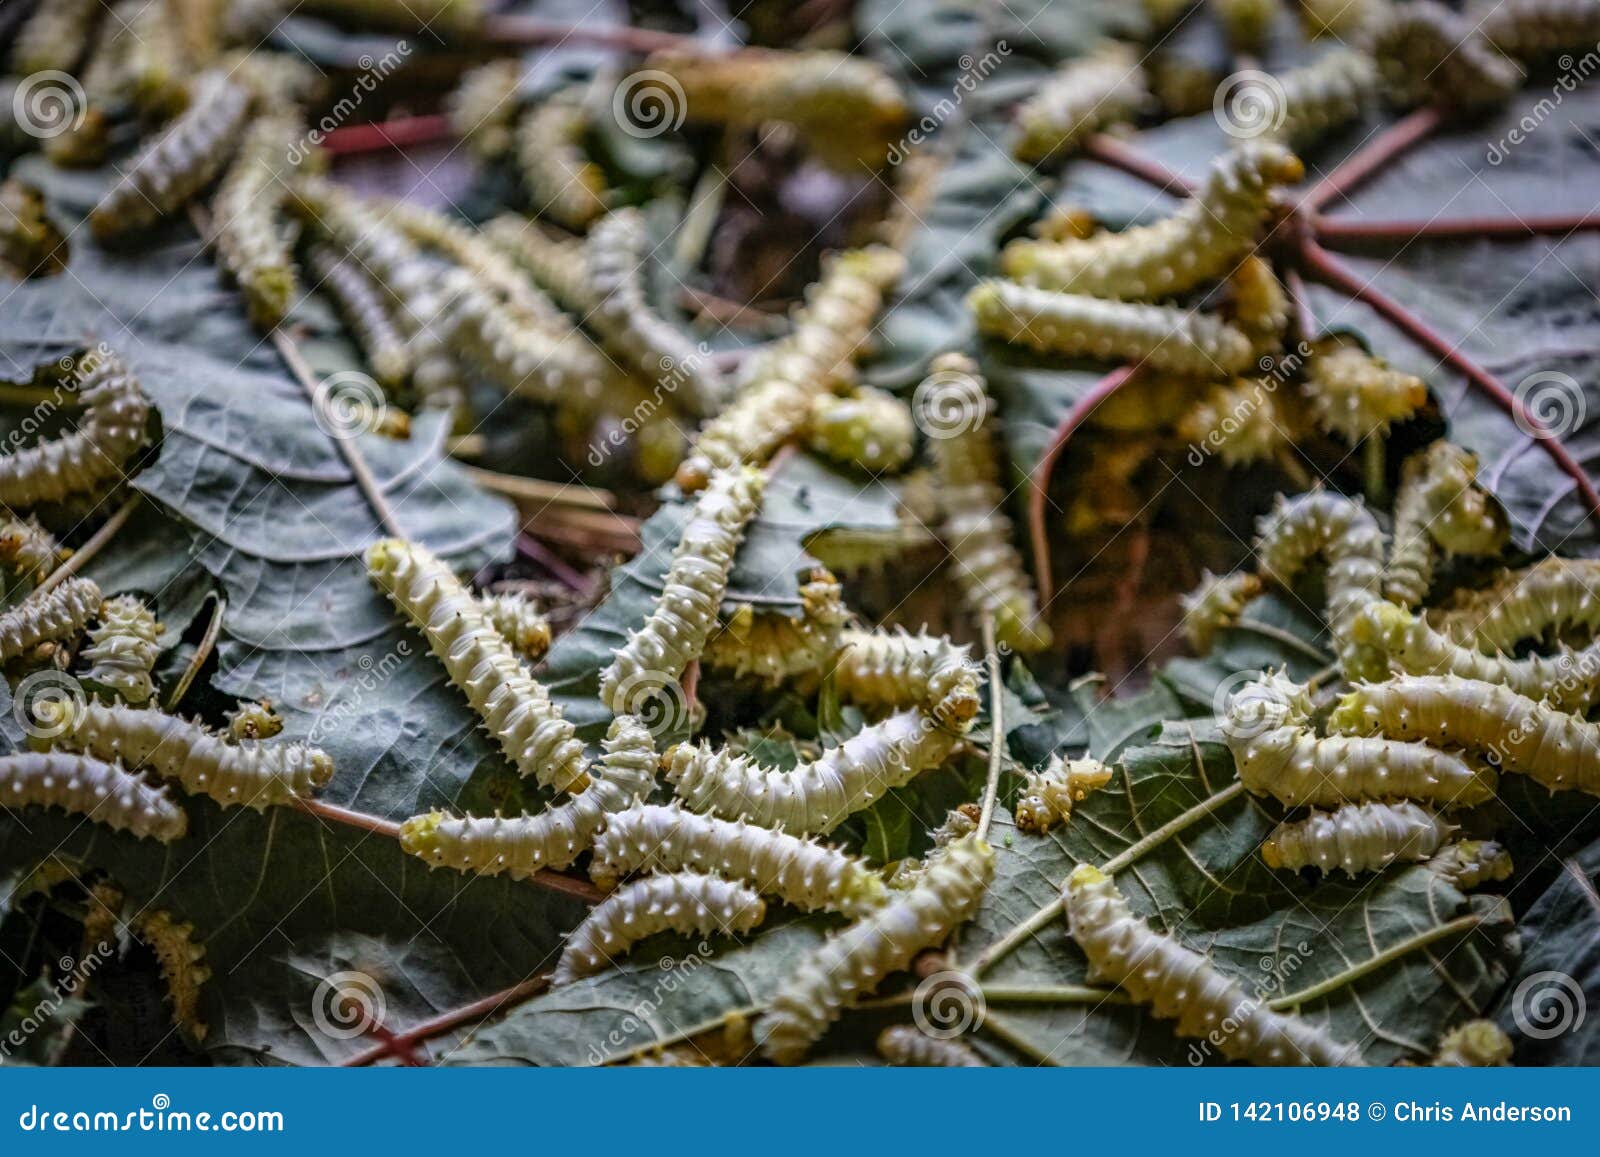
<box><xmin>39</xmin><ymin>1</ymin><xmax>139</xmax><ymax>168</ymax></box>
<box><xmin>930</xmin><ymin>803</ymin><xmax>981</xmax><ymax>849</ymax></box>
<box><xmin>1015</xmin><ymin>755</ymin><xmax>1115</xmax><ymax>834</ymax></box>
<box><xmin>133</xmin><ymin>910</ymin><xmax>210</xmax><ymax>1041</ymax></box>
<box><xmin>1222</xmin><ymin>672</ymin><xmax>1496</xmax><ymax>807</ymax></box>
<box><xmin>89</xmin><ymin>69</ymin><xmax>252</xmax><ymax>239</ymax></box>
<box><xmin>516</xmin><ymin>95</ymin><xmax>608</xmax><ymax>232</ymax></box>
<box><xmin>226</xmin><ymin>701</ymin><xmax>284</xmax><ymax>741</ymax></box>
<box><xmin>876</xmin><ymin>1025</ymin><xmax>988</xmax><ymax>1067</ymax></box>
<box><xmin>757</xmin><ymin>833</ymin><xmax>992</xmax><ymax>1064</ymax></box>
<box><xmin>448</xmin><ymin>61</ymin><xmax>523</xmax><ymax>159</ymax></box>
<box><xmin>1302</xmin><ymin>336</ymin><xmax>1429</xmax><ymax>445</ymax></box>
<box><xmin>1176</xmin><ymin>378</ymin><xmax>1290</xmax><ymax>468</ymax></box>
<box><xmin>40</xmin><ymin>700</ymin><xmax>333</xmax><ymax>811</ymax></box>
<box><xmin>1217</xmin><ymin>0</ymin><xmax>1285</xmax><ymax>52</ymax></box>
<box><xmin>589</xmin><ymin>802</ymin><xmax>887</xmax><ymax>915</ymax></box>
<box><xmin>1482</xmin><ymin>0</ymin><xmax>1600</xmax><ymax>62</ymax></box>
<box><xmin>0</xmin><ymin>349</ymin><xmax>151</xmax><ymax>509</ymax></box>
<box><xmin>12</xmin><ymin>0</ymin><xmax>100</xmax><ymax>74</ymax></box>
<box><xmin>0</xmin><ymin>514</ymin><xmax>66</xmax><ymax>582</ymax></box>
<box><xmin>1064</xmin><ymin>864</ymin><xmax>1363</xmax><ymax>1065</ymax></box>
<box><xmin>1432</xmin><ymin>1020</ymin><xmax>1513</xmax><ymax>1066</ymax></box>
<box><xmin>1433</xmin><ymin>558</ymin><xmax>1600</xmax><ymax>653</ymax></box>
<box><xmin>1012</xmin><ymin>42</ymin><xmax>1150</xmax><ymax>163</ymax></box>
<box><xmin>1228</xmin><ymin>257</ymin><xmax>1289</xmax><ymax>352</ymax></box>
<box><xmin>482</xmin><ymin>214</ymin><xmax>597</xmax><ymax>316</ymax></box>
<box><xmin>587</xmin><ymin>209</ymin><xmax>726</xmax><ymax>417</ymax></box>
<box><xmin>213</xmin><ymin>112</ymin><xmax>302</xmax><ymax>330</ymax></box>
<box><xmin>1329</xmin><ymin>674</ymin><xmax>1600</xmax><ymax>797</ymax></box>
<box><xmin>702</xmin><ymin>570</ymin><xmax>847</xmax><ymax>689</ymax></box>
<box><xmin>366</xmin><ymin>538</ymin><xmax>589</xmax><ymax>794</ymax></box>
<box><xmin>400</xmin><ymin>715</ymin><xmax>657</xmax><ymax>878</ymax></box>
<box><xmin>1253</xmin><ymin>492</ymin><xmax>1388</xmax><ymax>681</ymax></box>
<box><xmin>830</xmin><ymin>626</ymin><xmax>982</xmax><ymax>730</ymax></box>
<box><xmin>1180</xmin><ymin>570</ymin><xmax>1263</xmax><ymax>653</ymax></box>
<box><xmin>806</xmin><ymin>388</ymin><xmax>916</xmax><ymax>474</ymax></box>
<box><xmin>0</xmin><ymin>577</ymin><xmax>103</xmax><ymax>662</ymax></box>
<box><xmin>968</xmin><ymin>281</ymin><xmax>1257</xmax><ymax>376</ymax></box>
<box><xmin>676</xmin><ymin>246</ymin><xmax>905</xmax><ymax>491</ymax></box>
<box><xmin>999</xmin><ymin>143</ymin><xmax>1303</xmax><ymax>299</ymax></box>
<box><xmin>124</xmin><ymin>0</ymin><xmax>190</xmax><ymax>118</ymax></box>
<box><xmin>920</xmin><ymin>353</ymin><xmax>1053</xmax><ymax>652</ymax></box>
<box><xmin>477</xmin><ymin>592</ymin><xmax>551</xmax><ymax>661</ymax></box>
<box><xmin>1269</xmin><ymin>49</ymin><xmax>1380</xmax><ymax>150</ymax></box>
<box><xmin>82</xmin><ymin>594</ymin><xmax>160</xmax><ymax>705</ymax></box>
<box><xmin>0</xmin><ymin>180</ymin><xmax>67</xmax><ymax>279</ymax></box>
<box><xmin>1372</xmin><ymin>2</ymin><xmax>1524</xmax><ymax>110</ymax></box>
<box><xmin>0</xmin><ymin>752</ymin><xmax>187</xmax><ymax>842</ymax></box>
<box><xmin>663</xmin><ymin>707</ymin><xmax>960</xmax><ymax>835</ymax></box>
<box><xmin>1350</xmin><ymin>602</ymin><xmax>1600</xmax><ymax>712</ymax></box>
<box><xmin>1385</xmin><ymin>442</ymin><xmax>1508</xmax><ymax>607</ymax></box>
<box><xmin>553</xmin><ymin>870</ymin><xmax>767</xmax><ymax>986</ymax></box>
<box><xmin>1428</xmin><ymin>840</ymin><xmax>1513</xmax><ymax>890</ymax></box>
<box><xmin>600</xmin><ymin>467</ymin><xmax>765</xmax><ymax>714</ymax></box>
<box><xmin>306</xmin><ymin>244</ymin><xmax>412</xmax><ymax>390</ymax></box>
<box><xmin>1261</xmin><ymin>801</ymin><xmax>1455</xmax><ymax>875</ymax></box>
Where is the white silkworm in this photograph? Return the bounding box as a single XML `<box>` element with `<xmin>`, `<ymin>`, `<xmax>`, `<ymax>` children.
<box><xmin>0</xmin><ymin>751</ymin><xmax>187</xmax><ymax>841</ymax></box>
<box><xmin>1180</xmin><ymin>570</ymin><xmax>1264</xmax><ymax>653</ymax></box>
<box><xmin>1014</xmin><ymin>755</ymin><xmax>1115</xmax><ymax>834</ymax></box>
<box><xmin>1261</xmin><ymin>801</ymin><xmax>1455</xmax><ymax>875</ymax></box>
<box><xmin>0</xmin><ymin>577</ymin><xmax>103</xmax><ymax>662</ymax></box>
<box><xmin>830</xmin><ymin>627</ymin><xmax>983</xmax><ymax>730</ymax></box>
<box><xmin>81</xmin><ymin>594</ymin><xmax>161</xmax><ymax>704</ymax></box>
<box><xmin>876</xmin><ymin>1025</ymin><xmax>988</xmax><ymax>1067</ymax></box>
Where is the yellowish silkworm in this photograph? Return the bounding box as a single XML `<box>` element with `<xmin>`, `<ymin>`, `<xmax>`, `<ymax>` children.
<box><xmin>82</xmin><ymin>594</ymin><xmax>161</xmax><ymax>704</ymax></box>
<box><xmin>0</xmin><ymin>577</ymin><xmax>103</xmax><ymax>662</ymax></box>
<box><xmin>1179</xmin><ymin>570</ymin><xmax>1263</xmax><ymax>653</ymax></box>
<box><xmin>1012</xmin><ymin>43</ymin><xmax>1149</xmax><ymax>163</ymax></box>
<box><xmin>1261</xmin><ymin>801</ymin><xmax>1455</xmax><ymax>875</ymax></box>
<box><xmin>1014</xmin><ymin>755</ymin><xmax>1115</xmax><ymax>834</ymax></box>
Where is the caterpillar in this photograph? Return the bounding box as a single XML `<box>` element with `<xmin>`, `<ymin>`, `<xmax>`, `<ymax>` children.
<box><xmin>588</xmin><ymin>802</ymin><xmax>887</xmax><ymax>916</ymax></box>
<box><xmin>132</xmin><ymin>910</ymin><xmax>211</xmax><ymax>1041</ymax></box>
<box><xmin>1261</xmin><ymin>801</ymin><xmax>1455</xmax><ymax>875</ymax></box>
<box><xmin>676</xmin><ymin>246</ymin><xmax>905</xmax><ymax>491</ymax></box>
<box><xmin>1384</xmin><ymin>442</ymin><xmax>1508</xmax><ymax>607</ymax></box>
<box><xmin>1180</xmin><ymin>570</ymin><xmax>1264</xmax><ymax>653</ymax></box>
<box><xmin>1429</xmin><ymin>840</ymin><xmax>1513</xmax><ymax>890</ymax></box>
<box><xmin>1350</xmin><ymin>602</ymin><xmax>1600</xmax><ymax>712</ymax></box>
<box><xmin>919</xmin><ymin>353</ymin><xmax>1053</xmax><ymax>652</ymax></box>
<box><xmin>1268</xmin><ymin>49</ymin><xmax>1380</xmax><ymax>151</ymax></box>
<box><xmin>123</xmin><ymin>0</ymin><xmax>190</xmax><ymax>119</ymax></box>
<box><xmin>476</xmin><ymin>592</ymin><xmax>551</xmax><ymax>661</ymax></box>
<box><xmin>587</xmin><ymin>209</ymin><xmax>727</xmax><ymax>417</ymax></box>
<box><xmin>89</xmin><ymin>69</ymin><xmax>253</xmax><ymax>239</ymax></box>
<box><xmin>600</xmin><ymin>467</ymin><xmax>765</xmax><ymax>714</ymax></box>
<box><xmin>0</xmin><ymin>349</ymin><xmax>151</xmax><ymax>509</ymax></box>
<box><xmin>213</xmin><ymin>112</ymin><xmax>303</xmax><ymax>330</ymax></box>
<box><xmin>1329</xmin><ymin>674</ymin><xmax>1600</xmax><ymax>797</ymax></box>
<box><xmin>552</xmin><ymin>870</ymin><xmax>767</xmax><ymax>986</ymax></box>
<box><xmin>876</xmin><ymin>1025</ymin><xmax>989</xmax><ymax>1067</ymax></box>
<box><xmin>1015</xmin><ymin>755</ymin><xmax>1115</xmax><ymax>834</ymax></box>
<box><xmin>482</xmin><ymin>215</ymin><xmax>597</xmax><ymax>317</ymax></box>
<box><xmin>516</xmin><ymin>95</ymin><xmax>608</xmax><ymax>232</ymax></box>
<box><xmin>400</xmin><ymin>715</ymin><xmax>657</xmax><ymax>878</ymax></box>
<box><xmin>226</xmin><ymin>701</ymin><xmax>284</xmax><ymax>741</ymax></box>
<box><xmin>448</xmin><ymin>61</ymin><xmax>523</xmax><ymax>159</ymax></box>
<box><xmin>0</xmin><ymin>514</ymin><xmax>66</xmax><ymax>583</ymax></box>
<box><xmin>366</xmin><ymin>538</ymin><xmax>589</xmax><ymax>794</ymax></box>
<box><xmin>1253</xmin><ymin>492</ymin><xmax>1388</xmax><ymax>681</ymax></box>
<box><xmin>1176</xmin><ymin>378</ymin><xmax>1291</xmax><ymax>469</ymax></box>
<box><xmin>1302</xmin><ymin>336</ymin><xmax>1429</xmax><ymax>445</ymax></box>
<box><xmin>1222</xmin><ymin>672</ymin><xmax>1497</xmax><ymax>807</ymax></box>
<box><xmin>1433</xmin><ymin>558</ymin><xmax>1600</xmax><ymax>653</ymax></box>
<box><xmin>1012</xmin><ymin>42</ymin><xmax>1150</xmax><ymax>164</ymax></box>
<box><xmin>1482</xmin><ymin>0</ymin><xmax>1600</xmax><ymax>62</ymax></box>
<box><xmin>663</xmin><ymin>707</ymin><xmax>960</xmax><ymax>835</ymax></box>
<box><xmin>0</xmin><ymin>180</ymin><xmax>67</xmax><ymax>279</ymax></box>
<box><xmin>702</xmin><ymin>570</ymin><xmax>847</xmax><ymax>689</ymax></box>
<box><xmin>1432</xmin><ymin>1020</ymin><xmax>1513</xmax><ymax>1067</ymax></box>
<box><xmin>931</xmin><ymin>803</ymin><xmax>982</xmax><ymax>849</ymax></box>
<box><xmin>830</xmin><ymin>627</ymin><xmax>983</xmax><ymax>730</ymax></box>
<box><xmin>81</xmin><ymin>595</ymin><xmax>161</xmax><ymax>704</ymax></box>
<box><xmin>39</xmin><ymin>2</ymin><xmax>138</xmax><ymax>168</ymax></box>
<box><xmin>38</xmin><ymin>700</ymin><xmax>334</xmax><ymax>810</ymax></box>
<box><xmin>1371</xmin><ymin>2</ymin><xmax>1524</xmax><ymax>111</ymax></box>
<box><xmin>756</xmin><ymin>834</ymin><xmax>993</xmax><ymax>1064</ymax></box>
<box><xmin>0</xmin><ymin>752</ymin><xmax>187</xmax><ymax>842</ymax></box>
<box><xmin>306</xmin><ymin>244</ymin><xmax>412</xmax><ymax>390</ymax></box>
<box><xmin>806</xmin><ymin>388</ymin><xmax>916</xmax><ymax>475</ymax></box>
<box><xmin>0</xmin><ymin>577</ymin><xmax>103</xmax><ymax>663</ymax></box>
<box><xmin>968</xmin><ymin>282</ymin><xmax>1257</xmax><ymax>377</ymax></box>
<box><xmin>11</xmin><ymin>0</ymin><xmax>101</xmax><ymax>74</ymax></box>
<box><xmin>1228</xmin><ymin>257</ymin><xmax>1290</xmax><ymax>353</ymax></box>
<box><xmin>999</xmin><ymin>143</ymin><xmax>1303</xmax><ymax>300</ymax></box>
<box><xmin>1064</xmin><ymin>864</ymin><xmax>1363</xmax><ymax>1065</ymax></box>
